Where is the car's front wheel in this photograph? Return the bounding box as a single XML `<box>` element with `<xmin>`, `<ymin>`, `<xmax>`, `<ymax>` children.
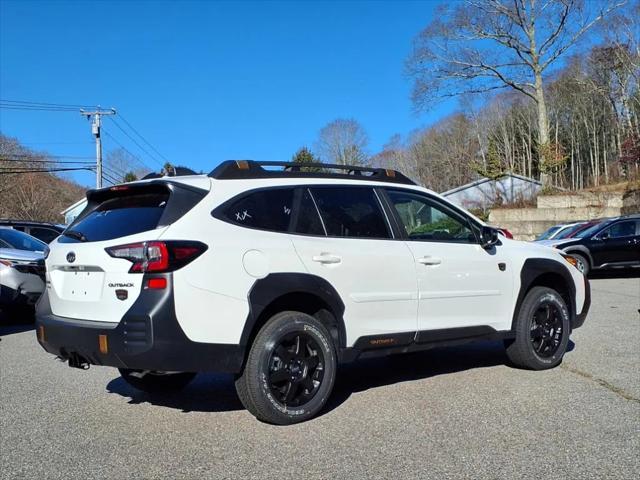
<box><xmin>118</xmin><ymin>369</ymin><xmax>196</xmax><ymax>393</ymax></box>
<box><xmin>235</xmin><ymin>311</ymin><xmax>337</xmax><ymax>425</ymax></box>
<box><xmin>569</xmin><ymin>253</ymin><xmax>590</xmax><ymax>275</ymax></box>
<box><xmin>506</xmin><ymin>286</ymin><xmax>570</xmax><ymax>370</ymax></box>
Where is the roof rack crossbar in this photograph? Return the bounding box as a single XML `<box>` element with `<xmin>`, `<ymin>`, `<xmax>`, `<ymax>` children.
<box><xmin>208</xmin><ymin>160</ymin><xmax>416</xmax><ymax>185</ymax></box>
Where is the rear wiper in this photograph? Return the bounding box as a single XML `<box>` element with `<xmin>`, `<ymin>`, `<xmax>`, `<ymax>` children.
<box><xmin>62</xmin><ymin>229</ymin><xmax>87</xmax><ymax>242</ymax></box>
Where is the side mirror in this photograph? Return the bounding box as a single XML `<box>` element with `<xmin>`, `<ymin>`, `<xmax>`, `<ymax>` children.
<box><xmin>599</xmin><ymin>230</ymin><xmax>610</xmax><ymax>240</ymax></box>
<box><xmin>480</xmin><ymin>226</ymin><xmax>500</xmax><ymax>249</ymax></box>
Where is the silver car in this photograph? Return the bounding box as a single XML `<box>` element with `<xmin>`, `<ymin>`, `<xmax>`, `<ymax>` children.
<box><xmin>0</xmin><ymin>228</ymin><xmax>47</xmax><ymax>307</ymax></box>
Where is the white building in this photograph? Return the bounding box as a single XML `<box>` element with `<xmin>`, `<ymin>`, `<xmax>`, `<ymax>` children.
<box><xmin>441</xmin><ymin>173</ymin><xmax>542</xmax><ymax>210</ymax></box>
<box><xmin>61</xmin><ymin>198</ymin><xmax>88</xmax><ymax>225</ymax></box>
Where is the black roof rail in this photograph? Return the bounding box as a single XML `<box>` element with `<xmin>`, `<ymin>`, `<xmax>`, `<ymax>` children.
<box><xmin>208</xmin><ymin>160</ymin><xmax>416</xmax><ymax>185</ymax></box>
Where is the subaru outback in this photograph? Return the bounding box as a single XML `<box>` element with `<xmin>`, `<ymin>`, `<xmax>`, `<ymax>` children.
<box><xmin>36</xmin><ymin>160</ymin><xmax>590</xmax><ymax>424</ymax></box>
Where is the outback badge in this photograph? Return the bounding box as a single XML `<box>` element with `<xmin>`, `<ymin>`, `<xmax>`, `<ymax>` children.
<box><xmin>115</xmin><ymin>289</ymin><xmax>128</xmax><ymax>301</ymax></box>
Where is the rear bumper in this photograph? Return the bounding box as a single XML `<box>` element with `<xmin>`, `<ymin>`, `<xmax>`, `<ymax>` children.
<box><xmin>35</xmin><ymin>274</ymin><xmax>245</xmax><ymax>373</ymax></box>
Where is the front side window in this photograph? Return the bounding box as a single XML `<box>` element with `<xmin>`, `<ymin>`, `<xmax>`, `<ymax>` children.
<box><xmin>386</xmin><ymin>189</ymin><xmax>476</xmax><ymax>243</ymax></box>
<box><xmin>223</xmin><ymin>188</ymin><xmax>295</xmax><ymax>232</ymax></box>
<box><xmin>601</xmin><ymin>220</ymin><xmax>637</xmax><ymax>239</ymax></box>
<box><xmin>310</xmin><ymin>187</ymin><xmax>390</xmax><ymax>239</ymax></box>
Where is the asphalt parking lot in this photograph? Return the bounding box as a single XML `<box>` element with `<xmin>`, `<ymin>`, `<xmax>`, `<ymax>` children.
<box><xmin>1</xmin><ymin>276</ymin><xmax>639</xmax><ymax>480</ymax></box>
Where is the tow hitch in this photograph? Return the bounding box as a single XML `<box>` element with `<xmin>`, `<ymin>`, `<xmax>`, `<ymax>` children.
<box><xmin>59</xmin><ymin>353</ymin><xmax>90</xmax><ymax>370</ymax></box>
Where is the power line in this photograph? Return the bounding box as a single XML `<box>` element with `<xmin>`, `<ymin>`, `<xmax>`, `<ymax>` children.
<box><xmin>0</xmin><ymin>99</ymin><xmax>98</xmax><ymax>109</ymax></box>
<box><xmin>107</xmin><ymin>117</ymin><xmax>165</xmax><ymax>168</ymax></box>
<box><xmin>1</xmin><ymin>153</ymin><xmax>95</xmax><ymax>160</ymax></box>
<box><xmin>0</xmin><ymin>158</ymin><xmax>95</xmax><ymax>165</ymax></box>
<box><xmin>0</xmin><ymin>167</ymin><xmax>95</xmax><ymax>175</ymax></box>
<box><xmin>101</xmin><ymin>128</ymin><xmax>154</xmax><ymax>172</ymax></box>
<box><xmin>118</xmin><ymin>113</ymin><xmax>171</xmax><ymax>164</ymax></box>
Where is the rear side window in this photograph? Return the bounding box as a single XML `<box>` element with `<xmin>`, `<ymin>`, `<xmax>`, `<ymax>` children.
<box><xmin>222</xmin><ymin>188</ymin><xmax>295</xmax><ymax>232</ymax></box>
<box><xmin>310</xmin><ymin>187</ymin><xmax>390</xmax><ymax>239</ymax></box>
<box><xmin>62</xmin><ymin>193</ymin><xmax>169</xmax><ymax>242</ymax></box>
<box><xmin>292</xmin><ymin>189</ymin><xmax>325</xmax><ymax>236</ymax></box>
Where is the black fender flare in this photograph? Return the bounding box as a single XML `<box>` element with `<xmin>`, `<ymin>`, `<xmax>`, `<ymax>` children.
<box><xmin>512</xmin><ymin>258</ymin><xmax>577</xmax><ymax>330</ymax></box>
<box><xmin>240</xmin><ymin>273</ymin><xmax>346</xmax><ymax>349</ymax></box>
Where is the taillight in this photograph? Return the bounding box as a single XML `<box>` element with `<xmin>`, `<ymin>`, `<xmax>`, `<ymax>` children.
<box><xmin>499</xmin><ymin>228</ymin><xmax>514</xmax><ymax>239</ymax></box>
<box><xmin>105</xmin><ymin>241</ymin><xmax>207</xmax><ymax>273</ymax></box>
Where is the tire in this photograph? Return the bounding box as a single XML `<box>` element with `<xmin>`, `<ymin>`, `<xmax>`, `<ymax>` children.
<box><xmin>569</xmin><ymin>253</ymin><xmax>589</xmax><ymax>275</ymax></box>
<box><xmin>506</xmin><ymin>286</ymin><xmax>571</xmax><ymax>370</ymax></box>
<box><xmin>235</xmin><ymin>311</ymin><xmax>337</xmax><ymax>425</ymax></box>
<box><xmin>118</xmin><ymin>369</ymin><xmax>196</xmax><ymax>393</ymax></box>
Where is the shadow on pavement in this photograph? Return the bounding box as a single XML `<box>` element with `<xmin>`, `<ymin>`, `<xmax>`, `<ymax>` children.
<box><xmin>107</xmin><ymin>373</ymin><xmax>244</xmax><ymax>413</ymax></box>
<box><xmin>107</xmin><ymin>340</ymin><xmax>510</xmax><ymax>417</ymax></box>
<box><xmin>589</xmin><ymin>270</ymin><xmax>640</xmax><ymax>280</ymax></box>
<box><xmin>0</xmin><ymin>307</ymin><xmax>35</xmax><ymax>339</ymax></box>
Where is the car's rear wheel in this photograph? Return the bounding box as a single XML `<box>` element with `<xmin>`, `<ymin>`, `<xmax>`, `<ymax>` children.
<box><xmin>118</xmin><ymin>369</ymin><xmax>196</xmax><ymax>393</ymax></box>
<box><xmin>506</xmin><ymin>286</ymin><xmax>570</xmax><ymax>370</ymax></box>
<box><xmin>235</xmin><ymin>311</ymin><xmax>337</xmax><ymax>425</ymax></box>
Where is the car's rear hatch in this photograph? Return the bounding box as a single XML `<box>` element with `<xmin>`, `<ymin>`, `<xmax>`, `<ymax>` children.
<box><xmin>46</xmin><ymin>179</ymin><xmax>209</xmax><ymax>322</ymax></box>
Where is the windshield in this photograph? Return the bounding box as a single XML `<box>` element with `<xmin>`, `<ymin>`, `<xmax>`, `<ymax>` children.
<box><xmin>0</xmin><ymin>228</ymin><xmax>47</xmax><ymax>251</ymax></box>
<box><xmin>554</xmin><ymin>223</ymin><xmax>586</xmax><ymax>239</ymax></box>
<box><xmin>575</xmin><ymin>221</ymin><xmax>607</xmax><ymax>238</ymax></box>
<box><xmin>536</xmin><ymin>226</ymin><xmax>561</xmax><ymax>240</ymax></box>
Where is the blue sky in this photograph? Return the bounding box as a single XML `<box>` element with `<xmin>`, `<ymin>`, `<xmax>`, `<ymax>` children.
<box><xmin>0</xmin><ymin>0</ymin><xmax>453</xmax><ymax>186</ymax></box>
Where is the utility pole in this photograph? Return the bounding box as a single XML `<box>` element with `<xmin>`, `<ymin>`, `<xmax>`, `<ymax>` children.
<box><xmin>81</xmin><ymin>107</ymin><xmax>116</xmax><ymax>188</ymax></box>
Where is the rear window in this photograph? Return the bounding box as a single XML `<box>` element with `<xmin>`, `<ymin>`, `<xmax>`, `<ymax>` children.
<box><xmin>60</xmin><ymin>193</ymin><xmax>169</xmax><ymax>243</ymax></box>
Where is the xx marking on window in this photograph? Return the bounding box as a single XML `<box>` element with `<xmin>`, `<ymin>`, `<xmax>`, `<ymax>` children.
<box><xmin>236</xmin><ymin>210</ymin><xmax>252</xmax><ymax>222</ymax></box>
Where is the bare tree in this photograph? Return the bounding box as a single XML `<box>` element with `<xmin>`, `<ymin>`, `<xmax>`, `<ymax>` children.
<box><xmin>105</xmin><ymin>147</ymin><xmax>149</xmax><ymax>183</ymax></box>
<box><xmin>315</xmin><ymin>118</ymin><xmax>369</xmax><ymax>166</ymax></box>
<box><xmin>407</xmin><ymin>0</ymin><xmax>624</xmax><ymax>182</ymax></box>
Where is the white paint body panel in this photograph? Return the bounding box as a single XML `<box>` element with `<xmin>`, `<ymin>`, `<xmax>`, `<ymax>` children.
<box><xmin>44</xmin><ymin>175</ymin><xmax>588</xmax><ymax>348</ymax></box>
<box><xmin>291</xmin><ymin>235</ymin><xmax>418</xmax><ymax>346</ymax></box>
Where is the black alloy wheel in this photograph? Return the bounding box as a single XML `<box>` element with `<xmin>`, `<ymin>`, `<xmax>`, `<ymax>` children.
<box><xmin>530</xmin><ymin>302</ymin><xmax>563</xmax><ymax>358</ymax></box>
<box><xmin>267</xmin><ymin>332</ymin><xmax>325</xmax><ymax>407</ymax></box>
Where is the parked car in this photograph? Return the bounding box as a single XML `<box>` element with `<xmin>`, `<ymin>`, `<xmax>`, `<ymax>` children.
<box><xmin>0</xmin><ymin>219</ymin><xmax>65</xmax><ymax>244</ymax></box>
<box><xmin>0</xmin><ymin>228</ymin><xmax>47</xmax><ymax>309</ymax></box>
<box><xmin>549</xmin><ymin>214</ymin><xmax>640</xmax><ymax>274</ymax></box>
<box><xmin>35</xmin><ymin>160</ymin><xmax>589</xmax><ymax>424</ymax></box>
<box><xmin>535</xmin><ymin>222</ymin><xmax>582</xmax><ymax>241</ymax></box>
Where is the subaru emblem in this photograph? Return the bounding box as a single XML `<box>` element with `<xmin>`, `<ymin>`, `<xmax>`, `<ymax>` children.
<box><xmin>66</xmin><ymin>252</ymin><xmax>76</xmax><ymax>263</ymax></box>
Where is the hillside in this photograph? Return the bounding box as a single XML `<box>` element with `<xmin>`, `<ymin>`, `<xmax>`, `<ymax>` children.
<box><xmin>0</xmin><ymin>133</ymin><xmax>87</xmax><ymax>223</ymax></box>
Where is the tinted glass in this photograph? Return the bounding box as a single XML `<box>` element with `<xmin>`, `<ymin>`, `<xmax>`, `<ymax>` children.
<box><xmin>555</xmin><ymin>223</ymin><xmax>586</xmax><ymax>239</ymax></box>
<box><xmin>29</xmin><ymin>227</ymin><xmax>60</xmax><ymax>244</ymax></box>
<box><xmin>63</xmin><ymin>193</ymin><xmax>169</xmax><ymax>242</ymax></box>
<box><xmin>386</xmin><ymin>189</ymin><xmax>476</xmax><ymax>243</ymax></box>
<box><xmin>0</xmin><ymin>228</ymin><xmax>47</xmax><ymax>251</ymax></box>
<box><xmin>0</xmin><ymin>238</ymin><xmax>12</xmax><ymax>248</ymax></box>
<box><xmin>536</xmin><ymin>226</ymin><xmax>561</xmax><ymax>240</ymax></box>
<box><xmin>603</xmin><ymin>220</ymin><xmax>637</xmax><ymax>238</ymax></box>
<box><xmin>293</xmin><ymin>189</ymin><xmax>325</xmax><ymax>235</ymax></box>
<box><xmin>310</xmin><ymin>187</ymin><xmax>390</xmax><ymax>238</ymax></box>
<box><xmin>576</xmin><ymin>221</ymin><xmax>607</xmax><ymax>238</ymax></box>
<box><xmin>224</xmin><ymin>188</ymin><xmax>294</xmax><ymax>232</ymax></box>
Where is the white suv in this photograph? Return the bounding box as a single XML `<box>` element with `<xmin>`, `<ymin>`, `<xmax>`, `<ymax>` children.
<box><xmin>36</xmin><ymin>161</ymin><xmax>590</xmax><ymax>424</ymax></box>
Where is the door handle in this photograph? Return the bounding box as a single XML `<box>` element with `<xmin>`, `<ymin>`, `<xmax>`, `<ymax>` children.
<box><xmin>418</xmin><ymin>256</ymin><xmax>442</xmax><ymax>266</ymax></box>
<box><xmin>312</xmin><ymin>253</ymin><xmax>342</xmax><ymax>265</ymax></box>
